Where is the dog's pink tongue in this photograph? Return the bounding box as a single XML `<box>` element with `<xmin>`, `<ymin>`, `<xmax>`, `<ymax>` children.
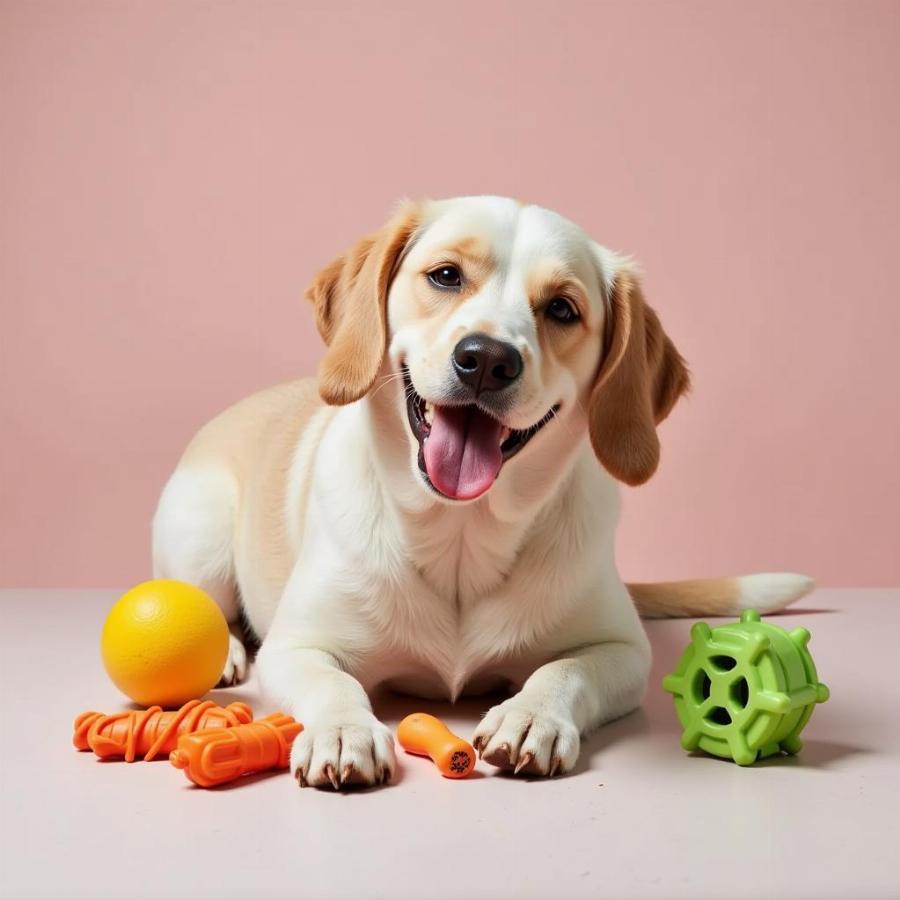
<box><xmin>424</xmin><ymin>406</ymin><xmax>504</xmax><ymax>500</ymax></box>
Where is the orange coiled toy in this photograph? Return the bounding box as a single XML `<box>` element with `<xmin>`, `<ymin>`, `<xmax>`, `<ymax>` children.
<box><xmin>169</xmin><ymin>712</ymin><xmax>302</xmax><ymax>788</ymax></box>
<box><xmin>73</xmin><ymin>700</ymin><xmax>253</xmax><ymax>762</ymax></box>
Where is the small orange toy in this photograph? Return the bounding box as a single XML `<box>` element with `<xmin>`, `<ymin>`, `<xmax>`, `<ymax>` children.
<box><xmin>169</xmin><ymin>712</ymin><xmax>302</xmax><ymax>788</ymax></box>
<box><xmin>73</xmin><ymin>700</ymin><xmax>252</xmax><ymax>762</ymax></box>
<box><xmin>397</xmin><ymin>713</ymin><xmax>475</xmax><ymax>779</ymax></box>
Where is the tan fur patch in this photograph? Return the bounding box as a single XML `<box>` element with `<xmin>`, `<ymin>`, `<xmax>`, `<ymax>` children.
<box><xmin>526</xmin><ymin>264</ymin><xmax>588</xmax><ymax>313</ymax></box>
<box><xmin>628</xmin><ymin>579</ymin><xmax>741</xmax><ymax>618</ymax></box>
<box><xmin>305</xmin><ymin>202</ymin><xmax>421</xmax><ymax>405</ymax></box>
<box><xmin>468</xmin><ymin>320</ymin><xmax>497</xmax><ymax>337</ymax></box>
<box><xmin>416</xmin><ymin>237</ymin><xmax>495</xmax><ymax>304</ymax></box>
<box><xmin>587</xmin><ymin>273</ymin><xmax>690</xmax><ymax>486</ymax></box>
<box><xmin>523</xmin><ymin>263</ymin><xmax>594</xmax><ymax>390</ymax></box>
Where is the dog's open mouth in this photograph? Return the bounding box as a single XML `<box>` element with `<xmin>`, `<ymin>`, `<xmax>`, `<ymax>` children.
<box><xmin>403</xmin><ymin>367</ymin><xmax>559</xmax><ymax>501</ymax></box>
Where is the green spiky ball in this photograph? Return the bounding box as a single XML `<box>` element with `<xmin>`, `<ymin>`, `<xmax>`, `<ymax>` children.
<box><xmin>662</xmin><ymin>609</ymin><xmax>829</xmax><ymax>765</ymax></box>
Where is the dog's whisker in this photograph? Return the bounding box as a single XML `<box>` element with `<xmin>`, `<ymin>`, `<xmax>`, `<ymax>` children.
<box><xmin>548</xmin><ymin>405</ymin><xmax>575</xmax><ymax>440</ymax></box>
<box><xmin>369</xmin><ymin>371</ymin><xmax>407</xmax><ymax>400</ymax></box>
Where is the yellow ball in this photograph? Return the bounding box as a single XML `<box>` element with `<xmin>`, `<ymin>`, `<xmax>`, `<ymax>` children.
<box><xmin>100</xmin><ymin>580</ymin><xmax>229</xmax><ymax>707</ymax></box>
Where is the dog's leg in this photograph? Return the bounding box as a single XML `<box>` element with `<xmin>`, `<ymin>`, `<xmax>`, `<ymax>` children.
<box><xmin>255</xmin><ymin>638</ymin><xmax>395</xmax><ymax>789</ymax></box>
<box><xmin>473</xmin><ymin>639</ymin><xmax>651</xmax><ymax>776</ymax></box>
<box><xmin>152</xmin><ymin>465</ymin><xmax>248</xmax><ymax>686</ymax></box>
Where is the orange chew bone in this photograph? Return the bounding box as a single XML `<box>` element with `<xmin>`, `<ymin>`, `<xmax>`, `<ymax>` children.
<box><xmin>169</xmin><ymin>712</ymin><xmax>302</xmax><ymax>787</ymax></box>
<box><xmin>73</xmin><ymin>700</ymin><xmax>252</xmax><ymax>762</ymax></box>
<box><xmin>397</xmin><ymin>713</ymin><xmax>475</xmax><ymax>778</ymax></box>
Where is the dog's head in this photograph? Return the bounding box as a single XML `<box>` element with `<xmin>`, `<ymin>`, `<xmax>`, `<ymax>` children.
<box><xmin>306</xmin><ymin>196</ymin><xmax>689</xmax><ymax>502</ymax></box>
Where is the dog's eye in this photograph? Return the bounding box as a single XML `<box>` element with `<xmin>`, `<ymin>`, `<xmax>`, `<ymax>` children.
<box><xmin>428</xmin><ymin>265</ymin><xmax>462</xmax><ymax>289</ymax></box>
<box><xmin>545</xmin><ymin>298</ymin><xmax>579</xmax><ymax>323</ymax></box>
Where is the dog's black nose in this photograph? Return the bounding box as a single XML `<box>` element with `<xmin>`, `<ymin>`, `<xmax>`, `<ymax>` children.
<box><xmin>452</xmin><ymin>333</ymin><xmax>523</xmax><ymax>394</ymax></box>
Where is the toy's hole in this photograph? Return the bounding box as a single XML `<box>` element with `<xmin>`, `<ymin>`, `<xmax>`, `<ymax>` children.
<box><xmin>730</xmin><ymin>677</ymin><xmax>749</xmax><ymax>710</ymax></box>
<box><xmin>707</xmin><ymin>706</ymin><xmax>732</xmax><ymax>726</ymax></box>
<box><xmin>710</xmin><ymin>655</ymin><xmax>737</xmax><ymax>672</ymax></box>
<box><xmin>693</xmin><ymin>669</ymin><xmax>712</xmax><ymax>703</ymax></box>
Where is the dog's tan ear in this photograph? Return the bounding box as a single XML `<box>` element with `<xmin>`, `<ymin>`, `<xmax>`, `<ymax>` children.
<box><xmin>589</xmin><ymin>271</ymin><xmax>690</xmax><ymax>485</ymax></box>
<box><xmin>305</xmin><ymin>203</ymin><xmax>420</xmax><ymax>405</ymax></box>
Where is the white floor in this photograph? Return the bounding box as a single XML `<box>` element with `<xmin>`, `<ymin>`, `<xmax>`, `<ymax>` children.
<box><xmin>1</xmin><ymin>588</ymin><xmax>897</xmax><ymax>900</ymax></box>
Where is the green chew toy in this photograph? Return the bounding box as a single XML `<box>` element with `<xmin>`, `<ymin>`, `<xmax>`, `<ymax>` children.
<box><xmin>662</xmin><ymin>609</ymin><xmax>829</xmax><ymax>765</ymax></box>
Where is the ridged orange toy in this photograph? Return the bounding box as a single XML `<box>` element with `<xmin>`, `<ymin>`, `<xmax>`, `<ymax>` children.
<box><xmin>73</xmin><ymin>700</ymin><xmax>253</xmax><ymax>761</ymax></box>
<box><xmin>397</xmin><ymin>713</ymin><xmax>475</xmax><ymax>778</ymax></box>
<box><xmin>169</xmin><ymin>712</ymin><xmax>302</xmax><ymax>787</ymax></box>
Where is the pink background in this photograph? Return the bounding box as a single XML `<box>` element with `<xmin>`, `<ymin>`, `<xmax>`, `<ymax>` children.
<box><xmin>2</xmin><ymin>1</ymin><xmax>898</xmax><ymax>588</ymax></box>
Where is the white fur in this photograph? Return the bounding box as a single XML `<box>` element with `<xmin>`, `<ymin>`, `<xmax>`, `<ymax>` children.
<box><xmin>737</xmin><ymin>573</ymin><xmax>815</xmax><ymax>611</ymax></box>
<box><xmin>152</xmin><ymin>196</ymin><xmax>808</xmax><ymax>788</ymax></box>
<box><xmin>152</xmin><ymin>466</ymin><xmax>239</xmax><ymax>621</ymax></box>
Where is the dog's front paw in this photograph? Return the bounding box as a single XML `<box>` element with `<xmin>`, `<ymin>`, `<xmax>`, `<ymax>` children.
<box><xmin>291</xmin><ymin>712</ymin><xmax>396</xmax><ymax>790</ymax></box>
<box><xmin>473</xmin><ymin>699</ymin><xmax>580</xmax><ymax>777</ymax></box>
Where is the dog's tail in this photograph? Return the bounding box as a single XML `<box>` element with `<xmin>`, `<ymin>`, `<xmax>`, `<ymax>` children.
<box><xmin>626</xmin><ymin>573</ymin><xmax>815</xmax><ymax>619</ymax></box>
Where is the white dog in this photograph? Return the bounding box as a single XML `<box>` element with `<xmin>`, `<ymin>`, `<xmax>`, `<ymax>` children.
<box><xmin>152</xmin><ymin>196</ymin><xmax>811</xmax><ymax>788</ymax></box>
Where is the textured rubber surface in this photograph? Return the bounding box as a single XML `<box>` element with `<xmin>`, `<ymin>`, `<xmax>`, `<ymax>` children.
<box><xmin>663</xmin><ymin>609</ymin><xmax>830</xmax><ymax>765</ymax></box>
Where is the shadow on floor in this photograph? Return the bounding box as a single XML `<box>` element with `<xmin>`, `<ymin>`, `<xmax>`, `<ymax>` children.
<box><xmin>750</xmin><ymin>739</ymin><xmax>869</xmax><ymax>768</ymax></box>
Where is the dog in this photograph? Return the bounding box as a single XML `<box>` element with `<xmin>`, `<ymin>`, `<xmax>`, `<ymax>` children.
<box><xmin>152</xmin><ymin>195</ymin><xmax>812</xmax><ymax>788</ymax></box>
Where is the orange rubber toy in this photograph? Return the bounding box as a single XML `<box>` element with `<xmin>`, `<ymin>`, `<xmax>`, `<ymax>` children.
<box><xmin>169</xmin><ymin>712</ymin><xmax>302</xmax><ymax>788</ymax></box>
<box><xmin>73</xmin><ymin>700</ymin><xmax>252</xmax><ymax>762</ymax></box>
<box><xmin>397</xmin><ymin>713</ymin><xmax>475</xmax><ymax>778</ymax></box>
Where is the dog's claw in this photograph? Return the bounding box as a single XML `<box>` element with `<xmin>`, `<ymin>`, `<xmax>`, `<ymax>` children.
<box><xmin>548</xmin><ymin>757</ymin><xmax>560</xmax><ymax>777</ymax></box>
<box><xmin>341</xmin><ymin>764</ymin><xmax>354</xmax><ymax>784</ymax></box>
<box><xmin>295</xmin><ymin>769</ymin><xmax>307</xmax><ymax>788</ymax></box>
<box><xmin>514</xmin><ymin>752</ymin><xmax>533</xmax><ymax>775</ymax></box>
<box><xmin>325</xmin><ymin>764</ymin><xmax>340</xmax><ymax>790</ymax></box>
